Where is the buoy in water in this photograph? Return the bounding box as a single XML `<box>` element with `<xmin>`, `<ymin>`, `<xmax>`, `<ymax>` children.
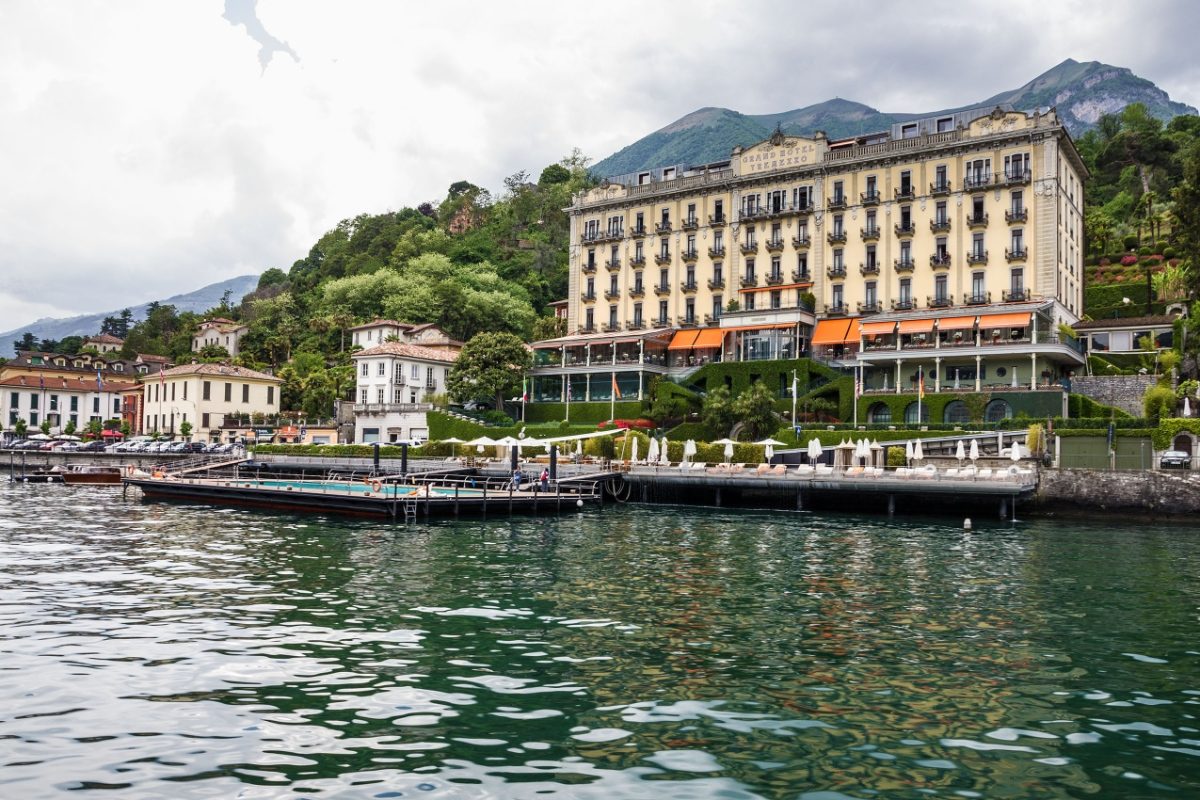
<box><xmin>963</xmin><ymin>518</ymin><xmax>973</xmax><ymax>530</ymax></box>
<box><xmin>576</xmin><ymin>499</ymin><xmax>583</xmax><ymax>508</ymax></box>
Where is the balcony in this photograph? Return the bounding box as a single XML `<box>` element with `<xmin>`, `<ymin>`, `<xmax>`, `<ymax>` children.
<box><xmin>707</xmin><ymin>277</ymin><xmax>725</xmax><ymax>291</ymax></box>
<box><xmin>392</xmin><ymin>375</ymin><xmax>408</xmax><ymax>386</ymax></box>
<box><xmin>629</xmin><ymin>286</ymin><xmax>645</xmax><ymax>298</ymax></box>
<box><xmin>682</xmin><ymin>216</ymin><xmax>699</xmax><ymax>231</ymax></box>
<box><xmin>966</xmin><ymin>250</ymin><xmax>989</xmax><ymax>265</ymax></box>
<box><xmin>861</xmin><ymin>225</ymin><xmax>880</xmax><ymax>242</ymax></box>
<box><xmin>682</xmin><ymin>248</ymin><xmax>699</xmax><ymax>262</ymax></box>
<box><xmin>967</xmin><ymin>213</ymin><xmax>988</xmax><ymax>229</ymax></box>
<box><xmin>766</xmin><ymin>237</ymin><xmax>785</xmax><ymax>252</ymax></box>
<box><xmin>604</xmin><ymin>290</ymin><xmax>621</xmax><ymax>301</ymax></box>
<box><xmin>653</xmin><ymin>284</ymin><xmax>672</xmax><ymax>297</ymax></box>
<box><xmin>794</xmin><ymin>202</ymin><xmax>814</xmax><ymax>216</ymax></box>
<box><xmin>791</xmin><ymin>269</ymin><xmax>811</xmax><ymax>283</ymax></box>
<box><xmin>894</xmin><ymin>185</ymin><xmax>916</xmax><ymax>202</ymax></box>
<box><xmin>602</xmin><ymin>323</ymin><xmax>621</xmax><ymax>333</ymax></box>
<box><xmin>963</xmin><ymin>173</ymin><xmax>993</xmax><ymax>191</ymax></box>
<box><xmin>740</xmin><ymin>242</ymin><xmax>759</xmax><ymax>255</ymax></box>
<box><xmin>964</xmin><ymin>291</ymin><xmax>992</xmax><ymax>306</ymax></box>
<box><xmin>655</xmin><ymin>252</ymin><xmax>672</xmax><ymax>266</ymax></box>
<box><xmin>627</xmin><ymin>320</ymin><xmax>645</xmax><ymax>331</ymax></box>
<box><xmin>703</xmin><ymin>314</ymin><xmax>720</xmax><ymax>326</ymax></box>
<box><xmin>930</xmin><ymin>253</ymin><xmax>952</xmax><ymax>269</ymax></box>
<box><xmin>860</xmin><ymin>189</ymin><xmax>881</xmax><ymax>206</ymax></box>
<box><xmin>894</xmin><ymin>222</ymin><xmax>915</xmax><ymax>237</ymax></box>
<box><xmin>1005</xmin><ymin>208</ymin><xmax>1028</xmax><ymax>224</ymax></box>
<box><xmin>629</xmin><ymin>225</ymin><xmax>647</xmax><ymax>238</ymax></box>
<box><xmin>827</xmin><ymin>195</ymin><xmax>847</xmax><ymax>210</ymax></box>
<box><xmin>353</xmin><ymin>402</ymin><xmax>435</xmax><ymax>415</ymax></box>
<box><xmin>581</xmin><ymin>230</ymin><xmax>622</xmax><ymax>244</ymax></box>
<box><xmin>605</xmin><ymin>258</ymin><xmax>622</xmax><ymax>271</ymax></box>
<box><xmin>927</xmin><ymin>295</ymin><xmax>953</xmax><ymax>309</ymax></box>
<box><xmin>826</xmin><ymin>303</ymin><xmax>849</xmax><ymax>316</ymax></box>
<box><xmin>630</xmin><ymin>255</ymin><xmax>646</xmax><ymax>267</ymax></box>
<box><xmin>680</xmin><ymin>280</ymin><xmax>699</xmax><ymax>293</ymax></box>
<box><xmin>766</xmin><ymin>272</ymin><xmax>785</xmax><ymax>286</ymax></box>
<box><xmin>827</xmin><ymin>231</ymin><xmax>848</xmax><ymax>245</ymax></box>
<box><xmin>930</xmin><ymin>219</ymin><xmax>951</xmax><ymax>233</ymax></box>
<box><xmin>1005</xmin><ymin>247</ymin><xmax>1028</xmax><ymax>262</ymax></box>
<box><xmin>742</xmin><ymin>273</ymin><xmax>759</xmax><ymax>287</ymax></box>
<box><xmin>894</xmin><ymin>257</ymin><xmax>915</xmax><ymax>273</ymax></box>
<box><xmin>826</xmin><ymin>265</ymin><xmax>847</xmax><ymax>279</ymax></box>
<box><xmin>581</xmin><ymin>291</ymin><xmax>597</xmax><ymax>303</ymax></box>
<box><xmin>891</xmin><ymin>298</ymin><xmax>916</xmax><ymax>311</ymax></box>
<box><xmin>1003</xmin><ymin>288</ymin><xmax>1032</xmax><ymax>303</ymax></box>
<box><xmin>581</xmin><ymin>261</ymin><xmax>597</xmax><ymax>274</ymax></box>
<box><xmin>708</xmin><ymin>245</ymin><xmax>726</xmax><ymax>259</ymax></box>
<box><xmin>858</xmin><ymin>300</ymin><xmax>882</xmax><ymax>314</ymax></box>
<box><xmin>655</xmin><ymin>221</ymin><xmax>672</xmax><ymax>234</ymax></box>
<box><xmin>740</xmin><ymin>206</ymin><xmax>770</xmax><ymax>223</ymax></box>
<box><xmin>930</xmin><ymin>180</ymin><xmax>952</xmax><ymax>196</ymax></box>
<box><xmin>708</xmin><ymin>214</ymin><xmax>726</xmax><ymax>226</ymax></box>
<box><xmin>579</xmin><ymin>325</ymin><xmax>596</xmax><ymax>334</ymax></box>
<box><xmin>654</xmin><ymin>317</ymin><xmax>670</xmax><ymax>327</ymax></box>
<box><xmin>792</xmin><ymin>233</ymin><xmax>811</xmax><ymax>248</ymax></box>
<box><xmin>860</xmin><ymin>262</ymin><xmax>880</xmax><ymax>276</ymax></box>
<box><xmin>1002</xmin><ymin>169</ymin><xmax>1031</xmax><ymax>186</ymax></box>
<box><xmin>677</xmin><ymin>316</ymin><xmax>699</xmax><ymax>328</ymax></box>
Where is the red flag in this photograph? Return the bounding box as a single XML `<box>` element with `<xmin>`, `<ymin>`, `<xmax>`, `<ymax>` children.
<box><xmin>612</xmin><ymin>373</ymin><xmax>621</xmax><ymax>400</ymax></box>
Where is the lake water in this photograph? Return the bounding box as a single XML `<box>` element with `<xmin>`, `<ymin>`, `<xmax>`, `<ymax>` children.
<box><xmin>2</xmin><ymin>483</ymin><xmax>1198</xmax><ymax>799</ymax></box>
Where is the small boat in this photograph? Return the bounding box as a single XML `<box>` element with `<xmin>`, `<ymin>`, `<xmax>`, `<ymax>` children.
<box><xmin>61</xmin><ymin>465</ymin><xmax>124</xmax><ymax>485</ymax></box>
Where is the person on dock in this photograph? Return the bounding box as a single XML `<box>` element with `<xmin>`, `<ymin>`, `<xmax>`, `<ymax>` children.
<box><xmin>511</xmin><ymin>468</ymin><xmax>522</xmax><ymax>491</ymax></box>
<box><xmin>539</xmin><ymin>467</ymin><xmax>549</xmax><ymax>492</ymax></box>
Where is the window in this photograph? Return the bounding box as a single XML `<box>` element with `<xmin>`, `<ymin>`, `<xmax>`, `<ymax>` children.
<box><xmin>427</xmin><ymin>367</ymin><xmax>435</xmax><ymax>389</ymax></box>
<box><xmin>899</xmin><ymin>278</ymin><xmax>912</xmax><ymax>304</ymax></box>
<box><xmin>833</xmin><ymin>215</ymin><xmax>843</xmax><ymax>236</ymax></box>
<box><xmin>585</xmin><ymin>308</ymin><xmax>594</xmax><ymax>329</ymax></box>
<box><xmin>1011</xmin><ymin>268</ymin><xmax>1024</xmax><ymax>295</ymax></box>
<box><xmin>900</xmin><ymin>205</ymin><xmax>911</xmax><ymax>227</ymax></box>
<box><xmin>935</xmin><ymin>274</ymin><xmax>948</xmax><ymax>302</ymax></box>
<box><xmin>713</xmin><ymin>230</ymin><xmax>723</xmax><ymax>251</ymax></box>
<box><xmin>770</xmin><ymin>256</ymin><xmax>781</xmax><ymax>279</ymax></box>
<box><xmin>972</xmin><ymin>232</ymin><xmax>985</xmax><ymax>258</ymax></box>
<box><xmin>901</xmin><ymin>123</ymin><xmax>918</xmax><ymax>139</ymax></box>
<box><xmin>831</xmin><ymin>284</ymin><xmax>843</xmax><ymax>309</ymax></box>
<box><xmin>657</xmin><ymin>301</ymin><xmax>668</xmax><ymax>324</ymax></box>
<box><xmin>92</xmin><ymin>397</ymin><xmax>99</xmax><ymax>413</ymax></box>
<box><xmin>686</xmin><ymin>233</ymin><xmax>696</xmax><ymax>253</ymax></box>
<box><xmin>659</xmin><ymin>239</ymin><xmax>669</xmax><ymax>258</ymax></box>
<box><xmin>866</xmin><ymin>245</ymin><xmax>876</xmax><ymax>269</ymax></box>
<box><xmin>202</xmin><ymin>412</ymin><xmax>210</xmax><ymax>428</ymax></box>
<box><xmin>865</xmin><ymin>210</ymin><xmax>876</xmax><ymax>233</ymax></box>
<box><xmin>267</xmin><ymin>386</ymin><xmax>274</xmax><ymax>405</ymax></box>
<box><xmin>203</xmin><ymin>381</ymin><xmax>211</xmax><ymax>400</ymax></box>
<box><xmin>609</xmin><ymin>305</ymin><xmax>618</xmax><ymax>328</ymax></box>
<box><xmin>1011</xmin><ymin>189</ymin><xmax>1024</xmax><ymax>214</ymax></box>
<box><xmin>685</xmin><ymin>299</ymin><xmax>695</xmax><ymax>322</ymax></box>
<box><xmin>935</xmin><ymin>201</ymin><xmax>947</xmax><ymax>224</ymax></box>
<box><xmin>865</xmin><ymin>281</ymin><xmax>877</xmax><ymax>307</ymax></box>
<box><xmin>661</xmin><ymin>207</ymin><xmax>670</xmax><ymax>226</ymax></box>
<box><xmin>900</xmin><ymin>241</ymin><xmax>911</xmax><ymax>263</ymax></box>
<box><xmin>832</xmin><ymin>180</ymin><xmax>844</xmax><ymax>203</ymax></box>
<box><xmin>686</xmin><ymin>264</ymin><xmax>696</xmax><ymax>285</ymax></box>
<box><xmin>49</xmin><ymin>394</ymin><xmax>58</xmax><ymax>411</ymax></box>
<box><xmin>8</xmin><ymin>392</ymin><xmax>17</xmax><ymax>409</ymax></box>
<box><xmin>224</xmin><ymin>383</ymin><xmax>232</xmax><ymax>402</ymax></box>
<box><xmin>609</xmin><ymin>275</ymin><xmax>618</xmax><ymax>294</ymax></box>
<box><xmin>182</xmin><ymin>382</ymin><xmax>187</xmax><ymax>400</ymax></box>
<box><xmin>635</xmin><ymin>241</ymin><xmax>644</xmax><ymax>260</ymax></box>
<box><xmin>833</xmin><ymin>249</ymin><xmax>844</xmax><ymax>269</ymax></box>
<box><xmin>770</xmin><ymin>290</ymin><xmax>781</xmax><ymax>310</ymax></box>
<box><xmin>634</xmin><ymin>272</ymin><xmax>644</xmax><ymax>292</ymax></box>
<box><xmin>70</xmin><ymin>396</ymin><xmax>78</xmax><ymax>412</ymax></box>
<box><xmin>713</xmin><ymin>263</ymin><xmax>723</xmax><ymax>284</ymax></box>
<box><xmin>745</xmin><ymin>293</ymin><xmax>756</xmax><ymax>311</ymax></box>
<box><xmin>900</xmin><ymin>170</ymin><xmax>912</xmax><ymax>194</ymax></box>
<box><xmin>936</xmin><ymin>117</ymin><xmax>953</xmax><ymax>133</ymax></box>
<box><xmin>377</xmin><ymin>362</ymin><xmax>386</xmax><ymax>376</ymax></box>
<box><xmin>361</xmin><ymin>362</ymin><xmax>368</xmax><ymax>377</ymax></box>
<box><xmin>635</xmin><ymin>211</ymin><xmax>644</xmax><ymax>230</ymax></box>
<box><xmin>904</xmin><ymin>402</ymin><xmax>929</xmax><ymax>424</ymax></box>
<box><xmin>633</xmin><ymin>303</ymin><xmax>643</xmax><ymax>326</ymax></box>
<box><xmin>1011</xmin><ymin>229</ymin><xmax>1024</xmax><ymax>252</ymax></box>
<box><xmin>943</xmin><ymin>400</ymin><xmax>970</xmax><ymax>423</ymax></box>
<box><xmin>376</xmin><ymin>387</ymin><xmax>385</xmax><ymax>403</ymax></box>
<box><xmin>242</xmin><ymin>384</ymin><xmax>250</xmax><ymax>403</ymax></box>
<box><xmin>712</xmin><ymin>296</ymin><xmax>722</xmax><ymax>319</ymax></box>
<box><xmin>1004</xmin><ymin>153</ymin><xmax>1028</xmax><ymax>180</ymax></box>
<box><xmin>713</xmin><ymin>200</ymin><xmax>723</xmax><ymax>222</ymax></box>
<box><xmin>985</xmin><ymin>399</ymin><xmax>1013</xmax><ymax>422</ymax></box>
<box><xmin>865</xmin><ymin>175</ymin><xmax>876</xmax><ymax>195</ymax></box>
<box><xmin>586</xmin><ymin>276</ymin><xmax>595</xmax><ymax>296</ymax></box>
<box><xmin>745</xmin><ymin>259</ymin><xmax>756</xmax><ymax>283</ymax></box>
<box><xmin>587</xmin><ymin>249</ymin><xmax>596</xmax><ymax>267</ymax></box>
<box><xmin>867</xmin><ymin>402</ymin><xmax>891</xmax><ymax>423</ymax></box>
<box><xmin>935</xmin><ymin>164</ymin><xmax>948</xmax><ymax>189</ymax></box>
<box><xmin>411</xmin><ymin>364</ymin><xmax>420</xmax><ymax>379</ymax></box>
<box><xmin>659</xmin><ymin>268</ymin><xmax>668</xmax><ymax>290</ymax></box>
<box><xmin>686</xmin><ymin>202</ymin><xmax>696</xmax><ymax>222</ymax></box>
<box><xmin>745</xmin><ymin>228</ymin><xmax>756</xmax><ymax>248</ymax></box>
<box><xmin>972</xmin><ymin>272</ymin><xmax>985</xmax><ymax>298</ymax></box>
<box><xmin>796</xmin><ymin>253</ymin><xmax>808</xmax><ymax>279</ymax></box>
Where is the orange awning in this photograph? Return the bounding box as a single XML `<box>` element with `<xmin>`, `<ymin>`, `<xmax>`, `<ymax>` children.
<box><xmin>897</xmin><ymin>318</ymin><xmax>935</xmax><ymax>334</ymax></box>
<box><xmin>811</xmin><ymin>318</ymin><xmax>855</xmax><ymax>345</ymax></box>
<box><xmin>667</xmin><ymin>329</ymin><xmax>701</xmax><ymax>350</ymax></box>
<box><xmin>691</xmin><ymin>328</ymin><xmax>726</xmax><ymax>349</ymax></box>
<box><xmin>860</xmin><ymin>320</ymin><xmax>896</xmax><ymax>336</ymax></box>
<box><xmin>937</xmin><ymin>315</ymin><xmax>977</xmax><ymax>331</ymax></box>
<box><xmin>978</xmin><ymin>312</ymin><xmax>1032</xmax><ymax>329</ymax></box>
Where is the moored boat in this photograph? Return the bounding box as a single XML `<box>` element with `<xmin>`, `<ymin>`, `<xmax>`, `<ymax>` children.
<box><xmin>61</xmin><ymin>465</ymin><xmax>124</xmax><ymax>485</ymax></box>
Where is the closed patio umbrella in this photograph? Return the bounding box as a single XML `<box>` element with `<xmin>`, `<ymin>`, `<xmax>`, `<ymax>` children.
<box><xmin>755</xmin><ymin>437</ymin><xmax>785</xmax><ymax>462</ymax></box>
<box><xmin>1185</xmin><ymin>397</ymin><xmax>1192</xmax><ymax>418</ymax></box>
<box><xmin>660</xmin><ymin>436</ymin><xmax>670</xmax><ymax>465</ymax></box>
<box><xmin>630</xmin><ymin>436</ymin><xmax>638</xmax><ymax>464</ymax></box>
<box><xmin>723</xmin><ymin>441</ymin><xmax>734</xmax><ymax>463</ymax></box>
<box><xmin>904</xmin><ymin>440</ymin><xmax>914</xmax><ymax>463</ymax></box>
<box><xmin>913</xmin><ymin>438</ymin><xmax>924</xmax><ymax>462</ymax></box>
<box><xmin>1011</xmin><ymin>442</ymin><xmax>1022</xmax><ymax>462</ymax></box>
<box><xmin>969</xmin><ymin>439</ymin><xmax>979</xmax><ymax>463</ymax></box>
<box><xmin>955</xmin><ymin>440</ymin><xmax>965</xmax><ymax>463</ymax></box>
<box><xmin>808</xmin><ymin>438</ymin><xmax>823</xmax><ymax>463</ymax></box>
<box><xmin>646</xmin><ymin>436</ymin><xmax>659</xmax><ymax>464</ymax></box>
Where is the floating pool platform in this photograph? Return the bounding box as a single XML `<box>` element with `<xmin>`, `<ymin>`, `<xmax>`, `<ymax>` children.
<box><xmin>124</xmin><ymin>474</ymin><xmax>604</xmax><ymax>520</ymax></box>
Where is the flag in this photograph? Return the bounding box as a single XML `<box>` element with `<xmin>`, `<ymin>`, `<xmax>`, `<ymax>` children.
<box><xmin>612</xmin><ymin>373</ymin><xmax>621</xmax><ymax>400</ymax></box>
<box><xmin>567</xmin><ymin>381</ymin><xmax>572</xmax><ymax>401</ymax></box>
<box><xmin>96</xmin><ymin>368</ymin><xmax>103</xmax><ymax>392</ymax></box>
<box><xmin>39</xmin><ymin>375</ymin><xmax>45</xmax><ymax>390</ymax></box>
<box><xmin>791</xmin><ymin>372</ymin><xmax>798</xmax><ymax>399</ymax></box>
<box><xmin>522</xmin><ymin>377</ymin><xmax>528</xmax><ymax>403</ymax></box>
<box><xmin>918</xmin><ymin>370</ymin><xmax>925</xmax><ymax>400</ymax></box>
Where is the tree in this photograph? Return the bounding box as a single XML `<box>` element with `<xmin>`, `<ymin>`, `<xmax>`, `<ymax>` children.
<box><xmin>14</xmin><ymin>418</ymin><xmax>27</xmax><ymax>437</ymax></box>
<box><xmin>179</xmin><ymin>420</ymin><xmax>193</xmax><ymax>439</ymax></box>
<box><xmin>732</xmin><ymin>382</ymin><xmax>780</xmax><ymax>440</ymax></box>
<box><xmin>63</xmin><ymin>419</ymin><xmax>77</xmax><ymax>436</ymax></box>
<box><xmin>701</xmin><ymin>385</ymin><xmax>735</xmax><ymax>436</ymax></box>
<box><xmin>12</xmin><ymin>332</ymin><xmax>37</xmax><ymax>354</ymax></box>
<box><xmin>1144</xmin><ymin>385</ymin><xmax>1176</xmax><ymax>420</ymax></box>
<box><xmin>197</xmin><ymin>344</ymin><xmax>231</xmax><ymax>362</ymax></box>
<box><xmin>1173</xmin><ymin>140</ymin><xmax>1200</xmax><ymax>296</ymax></box>
<box><xmin>39</xmin><ymin>420</ymin><xmax>51</xmax><ymax>435</ymax></box>
<box><xmin>85</xmin><ymin>419</ymin><xmax>102</xmax><ymax>439</ymax></box>
<box><xmin>446</xmin><ymin>332</ymin><xmax>531</xmax><ymax>410</ymax></box>
<box><xmin>531</xmin><ymin>315</ymin><xmax>566</xmax><ymax>341</ymax></box>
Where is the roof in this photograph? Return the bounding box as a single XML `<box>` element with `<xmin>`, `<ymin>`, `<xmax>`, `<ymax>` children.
<box><xmin>0</xmin><ymin>375</ymin><xmax>138</xmax><ymax>392</ymax></box>
<box><xmin>352</xmin><ymin>341</ymin><xmax>459</xmax><ymax>363</ymax></box>
<box><xmin>546</xmin><ymin>300</ymin><xmax>568</xmax><ymax>308</ymax></box>
<box><xmin>136</xmin><ymin>353</ymin><xmax>171</xmax><ymax>363</ymax></box>
<box><xmin>349</xmin><ymin>318</ymin><xmax>411</xmax><ymax>331</ymax></box>
<box><xmin>85</xmin><ymin>333</ymin><xmax>124</xmax><ymax>344</ymax></box>
<box><xmin>1073</xmin><ymin>315</ymin><xmax>1176</xmax><ymax>330</ymax></box>
<box><xmin>153</xmin><ymin>363</ymin><xmax>282</xmax><ymax>382</ymax></box>
<box><xmin>532</xmin><ymin>327</ymin><xmax>673</xmax><ymax>347</ymax></box>
<box><xmin>864</xmin><ymin>300</ymin><xmax>1053</xmax><ymax>324</ymax></box>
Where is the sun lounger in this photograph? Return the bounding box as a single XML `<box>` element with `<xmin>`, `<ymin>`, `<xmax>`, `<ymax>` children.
<box><xmin>755</xmin><ymin>463</ymin><xmax>771</xmax><ymax>475</ymax></box>
<box><xmin>944</xmin><ymin>468</ymin><xmax>959</xmax><ymax>478</ymax></box>
<box><xmin>690</xmin><ymin>462</ymin><xmax>706</xmax><ymax>471</ymax></box>
<box><xmin>816</xmin><ymin>465</ymin><xmax>834</xmax><ymax>476</ymax></box>
<box><xmin>795</xmin><ymin>465</ymin><xmax>814</xmax><ymax>476</ymax></box>
<box><xmin>846</xmin><ymin>466</ymin><xmax>864</xmax><ymax>477</ymax></box>
<box><xmin>771</xmin><ymin>464</ymin><xmax>787</xmax><ymax>476</ymax></box>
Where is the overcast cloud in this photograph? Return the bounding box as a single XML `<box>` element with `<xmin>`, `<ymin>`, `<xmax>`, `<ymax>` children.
<box><xmin>1</xmin><ymin>0</ymin><xmax>1197</xmax><ymax>332</ymax></box>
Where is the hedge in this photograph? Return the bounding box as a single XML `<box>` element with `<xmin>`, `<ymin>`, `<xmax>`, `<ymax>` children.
<box><xmin>427</xmin><ymin>411</ymin><xmax>598</xmax><ymax>441</ymax></box>
<box><xmin>1067</xmin><ymin>394</ymin><xmax>1132</xmax><ymax>418</ymax></box>
<box><xmin>685</xmin><ymin>358</ymin><xmax>839</xmax><ymax>399</ymax></box>
<box><xmin>522</xmin><ymin>401</ymin><xmax>645</xmax><ymax>424</ymax></box>
<box><xmin>856</xmin><ymin>390</ymin><xmax>1063</xmax><ymax>425</ymax></box>
<box><xmin>666</xmin><ymin>421</ymin><xmax>718</xmax><ymax>441</ymax></box>
<box><xmin>1084</xmin><ymin>282</ymin><xmax>1165</xmax><ymax>319</ymax></box>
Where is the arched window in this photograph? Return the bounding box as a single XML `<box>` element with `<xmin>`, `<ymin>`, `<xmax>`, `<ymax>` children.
<box><xmin>904</xmin><ymin>402</ymin><xmax>930</xmax><ymax>424</ymax></box>
<box><xmin>868</xmin><ymin>402</ymin><xmax>892</xmax><ymax>423</ymax></box>
<box><xmin>985</xmin><ymin>399</ymin><xmax>1013</xmax><ymax>422</ymax></box>
<box><xmin>943</xmin><ymin>400</ymin><xmax>970</xmax><ymax>424</ymax></box>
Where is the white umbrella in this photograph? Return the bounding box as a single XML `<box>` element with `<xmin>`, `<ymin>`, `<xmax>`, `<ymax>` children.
<box><xmin>913</xmin><ymin>438</ymin><xmax>924</xmax><ymax>462</ymax></box>
<box><xmin>465</xmin><ymin>436</ymin><xmax>497</xmax><ymax>446</ymax></box>
<box><xmin>723</xmin><ymin>441</ymin><xmax>734</xmax><ymax>463</ymax></box>
<box><xmin>55</xmin><ymin>434</ymin><xmax>82</xmax><ymax>441</ymax></box>
<box><xmin>808</xmin><ymin>438</ymin><xmax>823</xmax><ymax>463</ymax></box>
<box><xmin>997</xmin><ymin>431</ymin><xmax>1004</xmax><ymax>454</ymax></box>
<box><xmin>646</xmin><ymin>436</ymin><xmax>659</xmax><ymax>464</ymax></box>
<box><xmin>904</xmin><ymin>440</ymin><xmax>914</xmax><ymax>462</ymax></box>
<box><xmin>969</xmin><ymin>439</ymin><xmax>979</xmax><ymax>462</ymax></box>
<box><xmin>28</xmin><ymin>433</ymin><xmax>51</xmax><ymax>440</ymax></box>
<box><xmin>955</xmin><ymin>440</ymin><xmax>965</xmax><ymax>462</ymax></box>
<box><xmin>1011</xmin><ymin>442</ymin><xmax>1022</xmax><ymax>462</ymax></box>
<box><xmin>660</xmin><ymin>436</ymin><xmax>670</xmax><ymax>465</ymax></box>
<box><xmin>755</xmin><ymin>437</ymin><xmax>785</xmax><ymax>462</ymax></box>
<box><xmin>1185</xmin><ymin>397</ymin><xmax>1192</xmax><ymax>418</ymax></box>
<box><xmin>441</xmin><ymin>436</ymin><xmax>464</xmax><ymax>457</ymax></box>
<box><xmin>630</xmin><ymin>436</ymin><xmax>638</xmax><ymax>463</ymax></box>
<box><xmin>684</xmin><ymin>439</ymin><xmax>697</xmax><ymax>463</ymax></box>
<box><xmin>1011</xmin><ymin>367</ymin><xmax>1018</xmax><ymax>388</ymax></box>
<box><xmin>575</xmin><ymin>439</ymin><xmax>583</xmax><ymax>456</ymax></box>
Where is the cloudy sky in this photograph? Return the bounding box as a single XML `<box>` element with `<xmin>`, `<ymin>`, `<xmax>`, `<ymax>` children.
<box><xmin>2</xmin><ymin>0</ymin><xmax>1198</xmax><ymax>332</ymax></box>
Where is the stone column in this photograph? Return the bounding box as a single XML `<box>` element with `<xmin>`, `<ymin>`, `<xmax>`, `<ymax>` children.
<box><xmin>975</xmin><ymin>355</ymin><xmax>982</xmax><ymax>392</ymax></box>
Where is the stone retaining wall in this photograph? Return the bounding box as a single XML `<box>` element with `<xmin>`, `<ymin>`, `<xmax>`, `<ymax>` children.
<box><xmin>1036</xmin><ymin>468</ymin><xmax>1200</xmax><ymax>514</ymax></box>
<box><xmin>1069</xmin><ymin>375</ymin><xmax>1158</xmax><ymax>416</ymax></box>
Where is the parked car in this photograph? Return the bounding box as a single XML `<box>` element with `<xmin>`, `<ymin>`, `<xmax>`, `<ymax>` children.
<box><xmin>1160</xmin><ymin>450</ymin><xmax>1192</xmax><ymax>469</ymax></box>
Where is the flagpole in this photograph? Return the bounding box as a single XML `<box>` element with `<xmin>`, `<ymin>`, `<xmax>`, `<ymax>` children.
<box><xmin>791</xmin><ymin>369</ymin><xmax>798</xmax><ymax>433</ymax></box>
<box><xmin>565</xmin><ymin>377</ymin><xmax>571</xmax><ymax>423</ymax></box>
<box><xmin>916</xmin><ymin>366</ymin><xmax>922</xmax><ymax>425</ymax></box>
<box><xmin>853</xmin><ymin>362</ymin><xmax>859</xmax><ymax>427</ymax></box>
<box><xmin>610</xmin><ymin>371</ymin><xmax>616</xmax><ymax>422</ymax></box>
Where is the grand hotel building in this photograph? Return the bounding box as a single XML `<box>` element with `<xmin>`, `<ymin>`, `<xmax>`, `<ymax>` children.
<box><xmin>530</xmin><ymin>106</ymin><xmax>1087</xmax><ymax>416</ymax></box>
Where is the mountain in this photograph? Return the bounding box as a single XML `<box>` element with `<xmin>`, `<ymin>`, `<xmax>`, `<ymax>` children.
<box><xmin>1</xmin><ymin>274</ymin><xmax>261</xmax><ymax>352</ymax></box>
<box><xmin>591</xmin><ymin>59</ymin><xmax>1197</xmax><ymax>178</ymax></box>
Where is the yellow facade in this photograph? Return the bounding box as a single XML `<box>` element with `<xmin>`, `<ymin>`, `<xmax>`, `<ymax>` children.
<box><xmin>568</xmin><ymin>108</ymin><xmax>1085</xmax><ymax>333</ymax></box>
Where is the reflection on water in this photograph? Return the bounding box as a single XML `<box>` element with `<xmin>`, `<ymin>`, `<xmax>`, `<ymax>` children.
<box><xmin>1</xmin><ymin>483</ymin><xmax>1198</xmax><ymax>798</ymax></box>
